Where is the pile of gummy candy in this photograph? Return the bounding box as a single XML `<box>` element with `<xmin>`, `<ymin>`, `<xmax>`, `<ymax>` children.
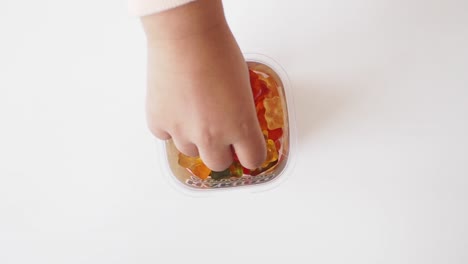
<box><xmin>178</xmin><ymin>67</ymin><xmax>285</xmax><ymax>180</ymax></box>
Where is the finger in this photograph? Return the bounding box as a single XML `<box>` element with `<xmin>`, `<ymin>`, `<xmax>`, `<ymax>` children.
<box><xmin>197</xmin><ymin>144</ymin><xmax>233</xmax><ymax>172</ymax></box>
<box><xmin>172</xmin><ymin>138</ymin><xmax>199</xmax><ymax>157</ymax></box>
<box><xmin>232</xmin><ymin>127</ymin><xmax>267</xmax><ymax>170</ymax></box>
<box><xmin>149</xmin><ymin>127</ymin><xmax>172</xmax><ymax>140</ymax></box>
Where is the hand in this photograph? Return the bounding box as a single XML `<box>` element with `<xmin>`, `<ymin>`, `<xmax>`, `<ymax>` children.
<box><xmin>141</xmin><ymin>0</ymin><xmax>266</xmax><ymax>171</ymax></box>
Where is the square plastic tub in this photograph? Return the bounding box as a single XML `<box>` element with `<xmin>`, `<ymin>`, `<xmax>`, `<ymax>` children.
<box><xmin>158</xmin><ymin>53</ymin><xmax>296</xmax><ymax>195</ymax></box>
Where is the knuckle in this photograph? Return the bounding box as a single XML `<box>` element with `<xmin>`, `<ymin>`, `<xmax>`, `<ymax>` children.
<box><xmin>195</xmin><ymin>128</ymin><xmax>220</xmax><ymax>148</ymax></box>
<box><xmin>235</xmin><ymin>117</ymin><xmax>262</xmax><ymax>141</ymax></box>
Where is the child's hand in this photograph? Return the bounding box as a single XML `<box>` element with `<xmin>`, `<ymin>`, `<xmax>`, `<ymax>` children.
<box><xmin>141</xmin><ymin>0</ymin><xmax>266</xmax><ymax>171</ymax></box>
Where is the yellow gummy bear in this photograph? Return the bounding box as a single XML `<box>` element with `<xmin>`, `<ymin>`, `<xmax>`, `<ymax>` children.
<box><xmin>262</xmin><ymin>139</ymin><xmax>279</xmax><ymax>168</ymax></box>
<box><xmin>260</xmin><ymin>75</ymin><xmax>280</xmax><ymax>98</ymax></box>
<box><xmin>263</xmin><ymin>96</ymin><xmax>284</xmax><ymax>130</ymax></box>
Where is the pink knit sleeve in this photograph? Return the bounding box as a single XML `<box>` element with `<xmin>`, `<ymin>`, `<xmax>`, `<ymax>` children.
<box><xmin>128</xmin><ymin>0</ymin><xmax>196</xmax><ymax>16</ymax></box>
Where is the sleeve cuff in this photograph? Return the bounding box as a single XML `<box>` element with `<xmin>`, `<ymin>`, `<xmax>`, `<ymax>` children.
<box><xmin>128</xmin><ymin>0</ymin><xmax>196</xmax><ymax>17</ymax></box>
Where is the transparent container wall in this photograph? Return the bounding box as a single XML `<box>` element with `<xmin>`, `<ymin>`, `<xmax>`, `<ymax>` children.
<box><xmin>164</xmin><ymin>57</ymin><xmax>292</xmax><ymax>190</ymax></box>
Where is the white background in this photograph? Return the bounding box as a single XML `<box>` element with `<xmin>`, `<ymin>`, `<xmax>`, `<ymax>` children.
<box><xmin>1</xmin><ymin>0</ymin><xmax>468</xmax><ymax>263</ymax></box>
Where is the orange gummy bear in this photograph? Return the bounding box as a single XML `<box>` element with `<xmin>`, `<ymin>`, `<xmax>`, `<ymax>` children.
<box><xmin>178</xmin><ymin>153</ymin><xmax>199</xmax><ymax>168</ymax></box>
<box><xmin>178</xmin><ymin>153</ymin><xmax>211</xmax><ymax>180</ymax></box>
<box><xmin>189</xmin><ymin>163</ymin><xmax>211</xmax><ymax>180</ymax></box>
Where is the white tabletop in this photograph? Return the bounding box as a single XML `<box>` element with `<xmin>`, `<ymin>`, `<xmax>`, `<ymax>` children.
<box><xmin>1</xmin><ymin>0</ymin><xmax>467</xmax><ymax>263</ymax></box>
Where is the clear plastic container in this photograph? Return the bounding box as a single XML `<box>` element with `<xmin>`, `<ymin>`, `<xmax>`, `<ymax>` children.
<box><xmin>158</xmin><ymin>53</ymin><xmax>297</xmax><ymax>195</ymax></box>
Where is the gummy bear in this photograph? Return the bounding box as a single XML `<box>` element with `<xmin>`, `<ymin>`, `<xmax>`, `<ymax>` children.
<box><xmin>256</xmin><ymin>102</ymin><xmax>269</xmax><ymax>131</ymax></box>
<box><xmin>229</xmin><ymin>162</ymin><xmax>244</xmax><ymax>178</ymax></box>
<box><xmin>250</xmin><ymin>70</ymin><xmax>270</xmax><ymax>103</ymax></box>
<box><xmin>262</xmin><ymin>139</ymin><xmax>279</xmax><ymax>168</ymax></box>
<box><xmin>178</xmin><ymin>153</ymin><xmax>211</xmax><ymax>180</ymax></box>
<box><xmin>275</xmin><ymin>139</ymin><xmax>281</xmax><ymax>153</ymax></box>
<box><xmin>256</xmin><ymin>80</ymin><xmax>269</xmax><ymax>103</ymax></box>
<box><xmin>210</xmin><ymin>169</ymin><xmax>231</xmax><ymax>180</ymax></box>
<box><xmin>268</xmin><ymin>128</ymin><xmax>283</xmax><ymax>142</ymax></box>
<box><xmin>261</xmin><ymin>76</ymin><xmax>280</xmax><ymax>98</ymax></box>
<box><xmin>210</xmin><ymin>162</ymin><xmax>244</xmax><ymax>180</ymax></box>
<box><xmin>251</xmin><ymin>159</ymin><xmax>278</xmax><ymax>176</ymax></box>
<box><xmin>178</xmin><ymin>153</ymin><xmax>199</xmax><ymax>169</ymax></box>
<box><xmin>188</xmin><ymin>163</ymin><xmax>211</xmax><ymax>180</ymax></box>
<box><xmin>249</xmin><ymin>70</ymin><xmax>261</xmax><ymax>95</ymax></box>
<box><xmin>264</xmin><ymin>96</ymin><xmax>284</xmax><ymax>130</ymax></box>
<box><xmin>249</xmin><ymin>69</ymin><xmax>259</xmax><ymax>82</ymax></box>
